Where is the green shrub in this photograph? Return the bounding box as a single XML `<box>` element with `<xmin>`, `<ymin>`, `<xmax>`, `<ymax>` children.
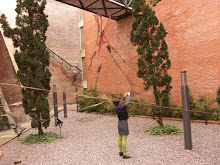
<box><xmin>19</xmin><ymin>132</ymin><xmax>60</xmax><ymax>144</ymax></box>
<box><xmin>128</xmin><ymin>98</ymin><xmax>151</xmax><ymax>116</ymax></box>
<box><xmin>209</xmin><ymin>107</ymin><xmax>220</xmax><ymax>121</ymax></box>
<box><xmin>78</xmin><ymin>86</ymin><xmax>114</xmax><ymax>113</ymax></box>
<box><xmin>188</xmin><ymin>89</ymin><xmax>196</xmax><ymax>110</ymax></box>
<box><xmin>0</xmin><ymin>99</ymin><xmax>10</xmax><ymax>130</ymax></box>
<box><xmin>168</xmin><ymin>101</ymin><xmax>182</xmax><ymax>118</ymax></box>
<box><xmin>161</xmin><ymin>107</ymin><xmax>173</xmax><ymax>117</ymax></box>
<box><xmin>150</xmin><ymin>101</ymin><xmax>182</xmax><ymax>119</ymax></box>
<box><xmin>145</xmin><ymin>125</ymin><xmax>182</xmax><ymax>135</ymax></box>
<box><xmin>190</xmin><ymin>95</ymin><xmax>215</xmax><ymax>120</ymax></box>
<box><xmin>187</xmin><ymin>89</ymin><xmax>219</xmax><ymax>120</ymax></box>
<box><xmin>215</xmin><ymin>86</ymin><xmax>220</xmax><ymax>121</ymax></box>
<box><xmin>0</xmin><ymin>116</ymin><xmax>10</xmax><ymax>130</ymax></box>
<box><xmin>78</xmin><ymin>88</ymin><xmax>102</xmax><ymax>112</ymax></box>
<box><xmin>148</xmin><ymin>0</ymin><xmax>161</xmax><ymax>6</ymax></box>
<box><xmin>216</xmin><ymin>86</ymin><xmax>220</xmax><ymax>105</ymax></box>
<box><xmin>78</xmin><ymin>87</ymin><xmax>219</xmax><ymax>121</ymax></box>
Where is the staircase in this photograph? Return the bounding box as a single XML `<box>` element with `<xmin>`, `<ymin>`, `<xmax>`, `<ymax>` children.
<box><xmin>47</xmin><ymin>47</ymin><xmax>82</xmax><ymax>106</ymax></box>
<box><xmin>0</xmin><ymin>31</ymin><xmax>82</xmax><ymax>123</ymax></box>
<box><xmin>47</xmin><ymin>47</ymin><xmax>82</xmax><ymax>84</ymax></box>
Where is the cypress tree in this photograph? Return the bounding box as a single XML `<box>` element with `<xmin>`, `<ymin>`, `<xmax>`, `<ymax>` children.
<box><xmin>217</xmin><ymin>86</ymin><xmax>220</xmax><ymax>107</ymax></box>
<box><xmin>130</xmin><ymin>0</ymin><xmax>172</xmax><ymax>126</ymax></box>
<box><xmin>0</xmin><ymin>0</ymin><xmax>51</xmax><ymax>135</ymax></box>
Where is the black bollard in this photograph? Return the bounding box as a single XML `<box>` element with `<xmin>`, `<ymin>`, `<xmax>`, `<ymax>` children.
<box><xmin>63</xmin><ymin>86</ymin><xmax>67</xmax><ymax>118</ymax></box>
<box><xmin>181</xmin><ymin>71</ymin><xmax>192</xmax><ymax>150</ymax></box>
<box><xmin>53</xmin><ymin>85</ymin><xmax>58</xmax><ymax>126</ymax></box>
<box><xmin>57</xmin><ymin>118</ymin><xmax>63</xmax><ymax>137</ymax></box>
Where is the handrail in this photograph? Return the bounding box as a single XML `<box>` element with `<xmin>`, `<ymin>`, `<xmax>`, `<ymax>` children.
<box><xmin>46</xmin><ymin>47</ymin><xmax>82</xmax><ymax>74</ymax></box>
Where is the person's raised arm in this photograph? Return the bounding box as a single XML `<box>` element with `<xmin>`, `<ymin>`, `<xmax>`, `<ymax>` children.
<box><xmin>121</xmin><ymin>92</ymin><xmax>127</xmax><ymax>103</ymax></box>
<box><xmin>125</xmin><ymin>92</ymin><xmax>131</xmax><ymax>107</ymax></box>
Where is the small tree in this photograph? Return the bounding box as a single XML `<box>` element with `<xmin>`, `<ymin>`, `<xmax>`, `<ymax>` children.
<box><xmin>217</xmin><ymin>86</ymin><xmax>220</xmax><ymax>108</ymax></box>
<box><xmin>149</xmin><ymin>0</ymin><xmax>161</xmax><ymax>6</ymax></box>
<box><xmin>0</xmin><ymin>0</ymin><xmax>51</xmax><ymax>135</ymax></box>
<box><xmin>130</xmin><ymin>0</ymin><xmax>172</xmax><ymax>126</ymax></box>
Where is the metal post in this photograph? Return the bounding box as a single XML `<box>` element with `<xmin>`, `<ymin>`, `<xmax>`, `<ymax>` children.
<box><xmin>63</xmin><ymin>86</ymin><xmax>67</xmax><ymax>118</ymax></box>
<box><xmin>181</xmin><ymin>71</ymin><xmax>192</xmax><ymax>150</ymax></box>
<box><xmin>75</xmin><ymin>85</ymin><xmax>78</xmax><ymax>111</ymax></box>
<box><xmin>53</xmin><ymin>85</ymin><xmax>58</xmax><ymax>126</ymax></box>
<box><xmin>205</xmin><ymin>106</ymin><xmax>208</xmax><ymax>125</ymax></box>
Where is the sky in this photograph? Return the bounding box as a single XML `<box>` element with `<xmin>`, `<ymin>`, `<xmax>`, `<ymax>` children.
<box><xmin>0</xmin><ymin>0</ymin><xmax>18</xmax><ymax>70</ymax></box>
<box><xmin>0</xmin><ymin>0</ymin><xmax>17</xmax><ymax>27</ymax></box>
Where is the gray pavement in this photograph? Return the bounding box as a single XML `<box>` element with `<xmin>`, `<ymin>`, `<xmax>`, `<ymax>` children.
<box><xmin>1</xmin><ymin>110</ymin><xmax>220</xmax><ymax>165</ymax></box>
<box><xmin>0</xmin><ymin>104</ymin><xmax>77</xmax><ymax>147</ymax></box>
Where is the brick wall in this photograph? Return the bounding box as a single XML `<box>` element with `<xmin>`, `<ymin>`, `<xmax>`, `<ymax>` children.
<box><xmin>48</xmin><ymin>58</ymin><xmax>81</xmax><ymax>105</ymax></box>
<box><xmin>0</xmin><ymin>0</ymin><xmax>81</xmax><ymax>69</ymax></box>
<box><xmin>45</xmin><ymin>0</ymin><xmax>82</xmax><ymax>105</ymax></box>
<box><xmin>83</xmin><ymin>0</ymin><xmax>220</xmax><ymax>105</ymax></box>
<box><xmin>45</xmin><ymin>0</ymin><xmax>81</xmax><ymax>68</ymax></box>
<box><xmin>154</xmin><ymin>0</ymin><xmax>220</xmax><ymax>103</ymax></box>
<box><xmin>0</xmin><ymin>0</ymin><xmax>82</xmax><ymax>106</ymax></box>
<box><xmin>0</xmin><ymin>32</ymin><xmax>22</xmax><ymax>105</ymax></box>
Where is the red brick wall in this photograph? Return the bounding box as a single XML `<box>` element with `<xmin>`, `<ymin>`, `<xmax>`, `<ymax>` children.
<box><xmin>0</xmin><ymin>32</ymin><xmax>22</xmax><ymax>105</ymax></box>
<box><xmin>48</xmin><ymin>58</ymin><xmax>81</xmax><ymax>105</ymax></box>
<box><xmin>83</xmin><ymin>0</ymin><xmax>220</xmax><ymax>105</ymax></box>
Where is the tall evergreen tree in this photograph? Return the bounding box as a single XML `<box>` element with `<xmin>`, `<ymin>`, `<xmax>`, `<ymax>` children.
<box><xmin>0</xmin><ymin>0</ymin><xmax>51</xmax><ymax>135</ymax></box>
<box><xmin>130</xmin><ymin>0</ymin><xmax>172</xmax><ymax>126</ymax></box>
<box><xmin>217</xmin><ymin>86</ymin><xmax>220</xmax><ymax>107</ymax></box>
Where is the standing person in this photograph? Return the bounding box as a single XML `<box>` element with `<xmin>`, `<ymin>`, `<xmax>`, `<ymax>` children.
<box><xmin>113</xmin><ymin>92</ymin><xmax>131</xmax><ymax>159</ymax></box>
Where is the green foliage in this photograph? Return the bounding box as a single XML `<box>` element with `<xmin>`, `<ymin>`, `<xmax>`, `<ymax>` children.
<box><xmin>128</xmin><ymin>98</ymin><xmax>151</xmax><ymax>116</ymax></box>
<box><xmin>194</xmin><ymin>95</ymin><xmax>214</xmax><ymax>119</ymax></box>
<box><xmin>188</xmin><ymin>91</ymin><xmax>216</xmax><ymax>120</ymax></box>
<box><xmin>148</xmin><ymin>0</ymin><xmax>161</xmax><ymax>6</ymax></box>
<box><xmin>188</xmin><ymin>89</ymin><xmax>220</xmax><ymax>121</ymax></box>
<box><xmin>0</xmin><ymin>99</ymin><xmax>10</xmax><ymax>130</ymax></box>
<box><xmin>19</xmin><ymin>132</ymin><xmax>60</xmax><ymax>144</ymax></box>
<box><xmin>209</xmin><ymin>107</ymin><xmax>220</xmax><ymax>121</ymax></box>
<box><xmin>145</xmin><ymin>125</ymin><xmax>182</xmax><ymax>135</ymax></box>
<box><xmin>150</xmin><ymin>101</ymin><xmax>182</xmax><ymax>118</ymax></box>
<box><xmin>78</xmin><ymin>86</ymin><xmax>114</xmax><ymax>113</ymax></box>
<box><xmin>119</xmin><ymin>96</ymin><xmax>183</xmax><ymax>119</ymax></box>
<box><xmin>0</xmin><ymin>116</ymin><xmax>10</xmax><ymax>130</ymax></box>
<box><xmin>0</xmin><ymin>0</ymin><xmax>51</xmax><ymax>135</ymax></box>
<box><xmin>216</xmin><ymin>86</ymin><xmax>220</xmax><ymax>106</ymax></box>
<box><xmin>168</xmin><ymin>102</ymin><xmax>182</xmax><ymax>118</ymax></box>
<box><xmin>188</xmin><ymin>89</ymin><xmax>196</xmax><ymax>110</ymax></box>
<box><xmin>78</xmin><ymin>87</ymin><xmax>219</xmax><ymax>121</ymax></box>
<box><xmin>214</xmin><ymin>86</ymin><xmax>220</xmax><ymax>121</ymax></box>
<box><xmin>78</xmin><ymin>88</ymin><xmax>101</xmax><ymax>113</ymax></box>
<box><xmin>130</xmin><ymin>0</ymin><xmax>172</xmax><ymax>126</ymax></box>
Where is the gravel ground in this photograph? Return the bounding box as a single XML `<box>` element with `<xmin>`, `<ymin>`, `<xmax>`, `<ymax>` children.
<box><xmin>0</xmin><ymin>111</ymin><xmax>220</xmax><ymax>165</ymax></box>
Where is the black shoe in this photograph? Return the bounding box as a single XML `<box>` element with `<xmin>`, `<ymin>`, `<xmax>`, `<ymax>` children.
<box><xmin>119</xmin><ymin>152</ymin><xmax>123</xmax><ymax>156</ymax></box>
<box><xmin>123</xmin><ymin>155</ymin><xmax>131</xmax><ymax>159</ymax></box>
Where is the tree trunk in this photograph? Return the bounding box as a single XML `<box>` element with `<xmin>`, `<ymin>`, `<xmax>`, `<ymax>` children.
<box><xmin>158</xmin><ymin>111</ymin><xmax>163</xmax><ymax>127</ymax></box>
<box><xmin>38</xmin><ymin>122</ymin><xmax>44</xmax><ymax>135</ymax></box>
<box><xmin>153</xmin><ymin>86</ymin><xmax>164</xmax><ymax>127</ymax></box>
<box><xmin>37</xmin><ymin>111</ymin><xmax>44</xmax><ymax>135</ymax></box>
